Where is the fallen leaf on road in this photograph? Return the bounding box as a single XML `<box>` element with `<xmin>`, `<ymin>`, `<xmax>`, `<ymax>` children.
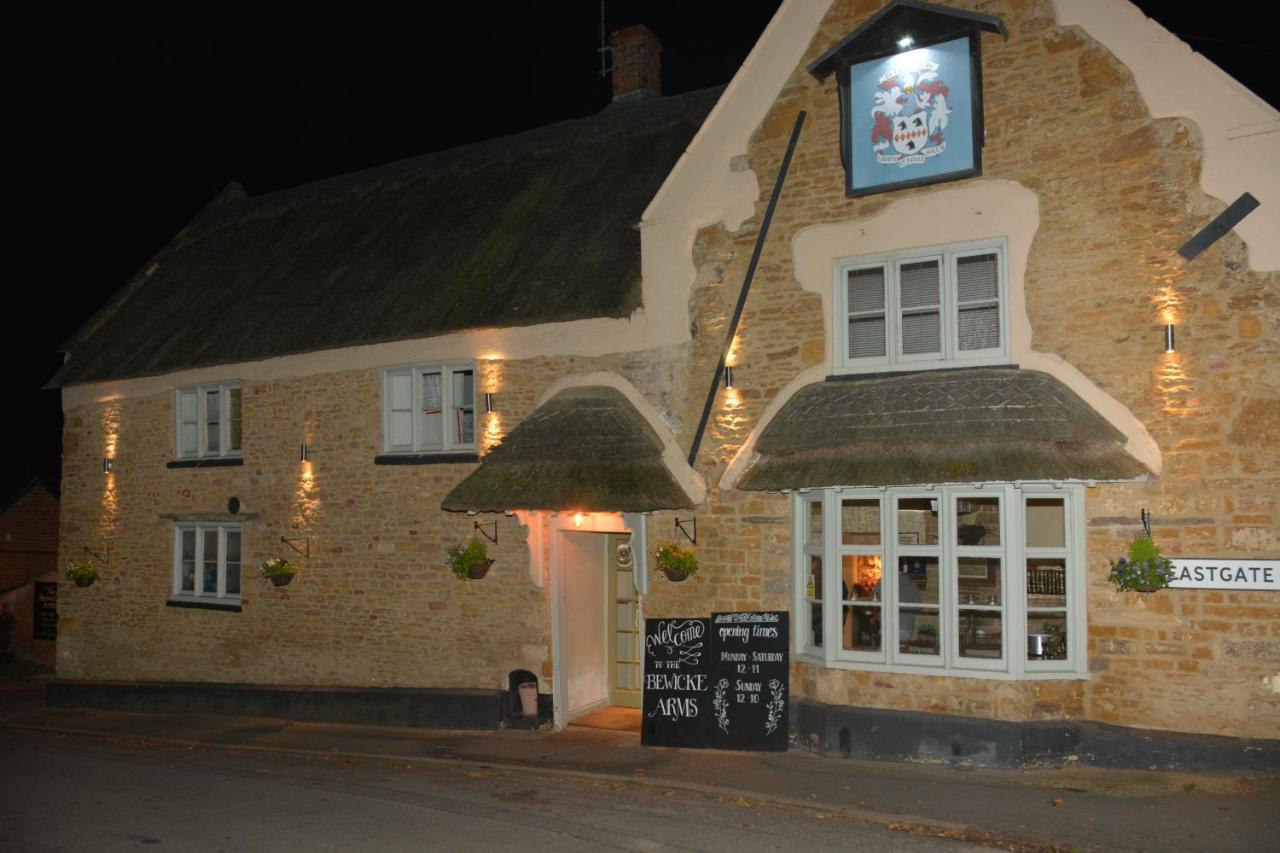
<box><xmin>1049</xmin><ymin>798</ymin><xmax>1064</xmax><ymax>807</ymax></box>
<box><xmin>464</xmin><ymin>770</ymin><xmax>491</xmax><ymax>778</ymax></box>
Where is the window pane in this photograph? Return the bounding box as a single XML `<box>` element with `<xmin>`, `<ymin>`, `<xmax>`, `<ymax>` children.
<box><xmin>806</xmin><ymin>554</ymin><xmax>823</xmax><ymax>601</ymax></box>
<box><xmin>178</xmin><ymin>390</ymin><xmax>198</xmax><ymax>455</ymax></box>
<box><xmin>847</xmin><ymin>267</ymin><xmax>884</xmax><ymax>312</ymax></box>
<box><xmin>956</xmin><ymin>253</ymin><xmax>998</xmax><ymax>303</ymax></box>
<box><xmin>842</xmin><ymin>605</ymin><xmax>881</xmax><ymax>652</ymax></box>
<box><xmin>179</xmin><ymin>390</ymin><xmax>198</xmax><ymax>422</ymax></box>
<box><xmin>897</xmin><ymin>498</ymin><xmax>939</xmax><ymax>546</ymax></box>
<box><xmin>959</xmin><ymin>610</ymin><xmax>1002</xmax><ymax>659</ymax></box>
<box><xmin>956</xmin><ymin>497</ymin><xmax>1000</xmax><ymax>545</ymax></box>
<box><xmin>806</xmin><ymin>501</ymin><xmax>822</xmax><ymax>546</ymax></box>
<box><xmin>840</xmin><ymin>498</ymin><xmax>879</xmax><ymax>545</ymax></box>
<box><xmin>901</xmin><ymin>310</ymin><xmax>941</xmax><ymax>355</ymax></box>
<box><xmin>899</xmin><ymin>260</ymin><xmax>939</xmax><ymax>309</ymax></box>
<box><xmin>202</xmin><ymin>530</ymin><xmax>219</xmax><ymax>594</ymax></box>
<box><xmin>959</xmin><ymin>558</ymin><xmax>1001</xmax><ymax>605</ymax></box>
<box><xmin>225</xmin><ymin>531</ymin><xmax>241</xmax><ymax>595</ymax></box>
<box><xmin>205</xmin><ymin>390</ymin><xmax>220</xmax><ymax>453</ymax></box>
<box><xmin>389</xmin><ymin>411</ymin><xmax>413</xmax><ymax>449</ymax></box>
<box><xmin>809</xmin><ymin>603</ymin><xmax>824</xmax><ymax>649</ymax></box>
<box><xmin>898</xmin><ymin>609</ymin><xmax>939</xmax><ymax>655</ymax></box>
<box><xmin>1027</xmin><ymin>612</ymin><xmax>1068</xmax><ymax>661</ymax></box>
<box><xmin>848</xmin><ymin>316</ymin><xmax>886</xmax><ymax>359</ymax></box>
<box><xmin>227</xmin><ymin>388</ymin><xmax>242</xmax><ymax>451</ymax></box>
<box><xmin>452</xmin><ymin>369</ymin><xmax>475</xmax><ymax>445</ymax></box>
<box><xmin>180</xmin><ymin>529</ymin><xmax>196</xmax><ymax>592</ymax></box>
<box><xmin>389</xmin><ymin>371</ymin><xmax>412</xmax><ymax>409</ymax></box>
<box><xmin>1026</xmin><ymin>559</ymin><xmax>1067</xmax><ymax>608</ymax></box>
<box><xmin>1026</xmin><ymin>498</ymin><xmax>1065</xmax><ymax>548</ymax></box>
<box><xmin>897</xmin><ymin>556</ymin><xmax>939</xmax><ymax>605</ymax></box>
<box><xmin>421</xmin><ymin>372</ymin><xmax>443</xmax><ymax>447</ymax></box>
<box><xmin>180</xmin><ymin>424</ymin><xmax>198</xmax><ymax>456</ymax></box>
<box><xmin>958</xmin><ymin>305</ymin><xmax>999</xmax><ymax>351</ymax></box>
<box><xmin>842</xmin><ymin>555</ymin><xmax>883</xmax><ymax>601</ymax></box>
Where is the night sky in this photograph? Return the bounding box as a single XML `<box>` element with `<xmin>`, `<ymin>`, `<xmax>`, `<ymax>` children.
<box><xmin>9</xmin><ymin>2</ymin><xmax>1277</xmax><ymax>501</ymax></box>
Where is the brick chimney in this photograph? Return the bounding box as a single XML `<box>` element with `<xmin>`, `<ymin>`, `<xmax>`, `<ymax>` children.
<box><xmin>609</xmin><ymin>24</ymin><xmax>662</xmax><ymax>100</ymax></box>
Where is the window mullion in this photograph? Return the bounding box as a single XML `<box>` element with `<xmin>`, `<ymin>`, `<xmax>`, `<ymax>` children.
<box><xmin>822</xmin><ymin>491</ymin><xmax>839</xmax><ymax>668</ymax></box>
<box><xmin>411</xmin><ymin>368</ymin><xmax>423</xmax><ymax>452</ymax></box>
<box><xmin>442</xmin><ymin>366</ymin><xmax>456</xmax><ymax>452</ymax></box>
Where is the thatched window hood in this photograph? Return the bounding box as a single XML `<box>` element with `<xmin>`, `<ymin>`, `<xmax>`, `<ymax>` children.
<box><xmin>442</xmin><ymin>386</ymin><xmax>696</xmax><ymax>513</ymax></box>
<box><xmin>737</xmin><ymin>368</ymin><xmax>1148</xmax><ymax>491</ymax></box>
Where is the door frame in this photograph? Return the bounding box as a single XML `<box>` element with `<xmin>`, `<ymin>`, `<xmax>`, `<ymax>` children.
<box><xmin>549</xmin><ymin>511</ymin><xmax>648</xmax><ymax>728</ymax></box>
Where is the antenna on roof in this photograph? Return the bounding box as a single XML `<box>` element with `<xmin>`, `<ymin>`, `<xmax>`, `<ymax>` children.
<box><xmin>597</xmin><ymin>0</ymin><xmax>613</xmax><ymax>77</ymax></box>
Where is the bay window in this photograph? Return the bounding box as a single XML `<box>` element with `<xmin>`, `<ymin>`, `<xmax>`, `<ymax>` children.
<box><xmin>793</xmin><ymin>483</ymin><xmax>1084</xmax><ymax>677</ymax></box>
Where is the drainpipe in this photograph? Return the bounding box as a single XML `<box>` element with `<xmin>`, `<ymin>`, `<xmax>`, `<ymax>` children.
<box><xmin>687</xmin><ymin>111</ymin><xmax>807</xmax><ymax>468</ymax></box>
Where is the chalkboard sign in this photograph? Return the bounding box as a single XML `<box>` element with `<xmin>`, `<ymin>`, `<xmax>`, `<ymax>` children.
<box><xmin>707</xmin><ymin>611</ymin><xmax>789</xmax><ymax>752</ymax></box>
<box><xmin>33</xmin><ymin>581</ymin><xmax>57</xmax><ymax>641</ymax></box>
<box><xmin>641</xmin><ymin>617</ymin><xmax>710</xmax><ymax>748</ymax></box>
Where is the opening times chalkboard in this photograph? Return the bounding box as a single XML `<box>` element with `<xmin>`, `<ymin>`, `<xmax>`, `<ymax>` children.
<box><xmin>641</xmin><ymin>611</ymin><xmax>788</xmax><ymax>752</ymax></box>
<box><xmin>708</xmin><ymin>611</ymin><xmax>789</xmax><ymax>752</ymax></box>
<box><xmin>33</xmin><ymin>581</ymin><xmax>57</xmax><ymax>641</ymax></box>
<box><xmin>641</xmin><ymin>617</ymin><xmax>710</xmax><ymax>748</ymax></box>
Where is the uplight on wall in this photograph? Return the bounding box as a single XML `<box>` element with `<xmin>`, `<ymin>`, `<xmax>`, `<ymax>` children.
<box><xmin>299</xmin><ymin>443</ymin><xmax>310</xmax><ymax>463</ymax></box>
<box><xmin>723</xmin><ymin>365</ymin><xmax>734</xmax><ymax>389</ymax></box>
<box><xmin>102</xmin><ymin>458</ymin><xmax>113</xmax><ymax>474</ymax></box>
<box><xmin>1164</xmin><ymin>324</ymin><xmax>1176</xmax><ymax>353</ymax></box>
<box><xmin>573</xmin><ymin>512</ymin><xmax>585</xmax><ymax>528</ymax></box>
<box><xmin>484</xmin><ymin>393</ymin><xmax>495</xmax><ymax>413</ymax></box>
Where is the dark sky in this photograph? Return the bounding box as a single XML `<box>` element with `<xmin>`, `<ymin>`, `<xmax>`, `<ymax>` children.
<box><xmin>8</xmin><ymin>1</ymin><xmax>1277</xmax><ymax>500</ymax></box>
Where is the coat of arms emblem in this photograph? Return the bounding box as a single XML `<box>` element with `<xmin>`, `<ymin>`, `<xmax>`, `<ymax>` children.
<box><xmin>870</xmin><ymin>60</ymin><xmax>951</xmax><ymax>168</ymax></box>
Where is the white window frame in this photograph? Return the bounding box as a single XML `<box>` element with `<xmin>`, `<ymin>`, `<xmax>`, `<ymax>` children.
<box><xmin>833</xmin><ymin>238</ymin><xmax>1009</xmax><ymax>374</ymax></box>
<box><xmin>171</xmin><ymin>522</ymin><xmax>242</xmax><ymax>603</ymax></box>
<box><xmin>381</xmin><ymin>362</ymin><xmax>477</xmax><ymax>454</ymax></box>
<box><xmin>174</xmin><ymin>382</ymin><xmax>242</xmax><ymax>459</ymax></box>
<box><xmin>793</xmin><ymin>483</ymin><xmax>1086</xmax><ymax>680</ymax></box>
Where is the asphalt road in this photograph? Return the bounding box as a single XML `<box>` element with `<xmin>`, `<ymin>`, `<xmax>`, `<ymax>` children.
<box><xmin>0</xmin><ymin>730</ymin><xmax>995</xmax><ymax>852</ymax></box>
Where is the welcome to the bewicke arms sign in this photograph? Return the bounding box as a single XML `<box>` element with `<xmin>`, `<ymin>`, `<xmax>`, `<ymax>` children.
<box><xmin>1168</xmin><ymin>558</ymin><xmax>1280</xmax><ymax>591</ymax></box>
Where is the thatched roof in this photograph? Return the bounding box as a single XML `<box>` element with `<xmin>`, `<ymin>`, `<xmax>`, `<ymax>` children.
<box><xmin>738</xmin><ymin>368</ymin><xmax>1149</xmax><ymax>490</ymax></box>
<box><xmin>50</xmin><ymin>88</ymin><xmax>722</xmax><ymax>387</ymax></box>
<box><xmin>442</xmin><ymin>386</ymin><xmax>694</xmax><ymax>513</ymax></box>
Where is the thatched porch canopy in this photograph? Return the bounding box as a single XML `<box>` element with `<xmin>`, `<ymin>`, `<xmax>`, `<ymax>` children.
<box><xmin>442</xmin><ymin>386</ymin><xmax>694</xmax><ymax>513</ymax></box>
<box><xmin>737</xmin><ymin>368</ymin><xmax>1149</xmax><ymax>491</ymax></box>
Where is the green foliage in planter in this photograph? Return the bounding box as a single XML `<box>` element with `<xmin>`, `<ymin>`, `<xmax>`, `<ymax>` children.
<box><xmin>654</xmin><ymin>542</ymin><xmax>699</xmax><ymax>579</ymax></box>
<box><xmin>260</xmin><ymin>558</ymin><xmax>298</xmax><ymax>581</ymax></box>
<box><xmin>64</xmin><ymin>560</ymin><xmax>101</xmax><ymax>587</ymax></box>
<box><xmin>1108</xmin><ymin>535</ymin><xmax>1174</xmax><ymax>592</ymax></box>
<box><xmin>447</xmin><ymin>537</ymin><xmax>490</xmax><ymax>581</ymax></box>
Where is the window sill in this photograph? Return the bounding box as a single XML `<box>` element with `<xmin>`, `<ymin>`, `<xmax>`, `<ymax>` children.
<box><xmin>166</xmin><ymin>596</ymin><xmax>242</xmax><ymax>613</ymax></box>
<box><xmin>793</xmin><ymin>653</ymin><xmax>1088</xmax><ymax>681</ymax></box>
<box><xmin>167</xmin><ymin>458</ymin><xmax>245</xmax><ymax>469</ymax></box>
<box><xmin>374</xmin><ymin>453</ymin><xmax>479</xmax><ymax>465</ymax></box>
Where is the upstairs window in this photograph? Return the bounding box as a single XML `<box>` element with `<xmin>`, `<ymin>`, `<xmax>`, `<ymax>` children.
<box><xmin>382</xmin><ymin>363</ymin><xmax>476</xmax><ymax>454</ymax></box>
<box><xmin>175</xmin><ymin>383</ymin><xmax>242</xmax><ymax>459</ymax></box>
<box><xmin>836</xmin><ymin>240</ymin><xmax>1007</xmax><ymax>373</ymax></box>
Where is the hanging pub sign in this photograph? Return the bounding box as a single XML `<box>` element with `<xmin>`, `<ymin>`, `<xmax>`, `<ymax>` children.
<box><xmin>33</xmin><ymin>581</ymin><xmax>57</xmax><ymax>641</ymax></box>
<box><xmin>641</xmin><ymin>617</ymin><xmax>710</xmax><ymax>748</ymax></box>
<box><xmin>1168</xmin><ymin>558</ymin><xmax>1280</xmax><ymax>591</ymax></box>
<box><xmin>807</xmin><ymin>0</ymin><xmax>1007</xmax><ymax>197</ymax></box>
<box><xmin>707</xmin><ymin>611</ymin><xmax>789</xmax><ymax>752</ymax></box>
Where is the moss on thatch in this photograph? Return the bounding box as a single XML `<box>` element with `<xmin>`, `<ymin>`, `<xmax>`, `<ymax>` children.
<box><xmin>738</xmin><ymin>368</ymin><xmax>1149</xmax><ymax>490</ymax></box>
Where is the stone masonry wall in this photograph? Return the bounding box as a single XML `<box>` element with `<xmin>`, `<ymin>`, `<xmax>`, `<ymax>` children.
<box><xmin>664</xmin><ymin>0</ymin><xmax>1278</xmax><ymax>739</ymax></box>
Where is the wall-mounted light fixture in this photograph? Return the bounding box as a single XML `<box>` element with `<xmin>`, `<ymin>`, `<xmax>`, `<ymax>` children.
<box><xmin>1164</xmin><ymin>324</ymin><xmax>1176</xmax><ymax>353</ymax></box>
<box><xmin>102</xmin><ymin>458</ymin><xmax>113</xmax><ymax>474</ymax></box>
<box><xmin>724</xmin><ymin>366</ymin><xmax>734</xmax><ymax>389</ymax></box>
<box><xmin>484</xmin><ymin>393</ymin><xmax>495</xmax><ymax>413</ymax></box>
<box><xmin>299</xmin><ymin>443</ymin><xmax>310</xmax><ymax>463</ymax></box>
<box><xmin>573</xmin><ymin>512</ymin><xmax>585</xmax><ymax>529</ymax></box>
<box><xmin>897</xmin><ymin>35</ymin><xmax>915</xmax><ymax>49</ymax></box>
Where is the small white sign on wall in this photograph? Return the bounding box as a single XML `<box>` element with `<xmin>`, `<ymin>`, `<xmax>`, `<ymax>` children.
<box><xmin>1168</xmin><ymin>558</ymin><xmax>1280</xmax><ymax>591</ymax></box>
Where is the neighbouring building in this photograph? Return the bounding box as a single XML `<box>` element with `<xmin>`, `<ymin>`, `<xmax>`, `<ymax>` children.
<box><xmin>0</xmin><ymin>478</ymin><xmax>60</xmax><ymax>666</ymax></box>
<box><xmin>49</xmin><ymin>1</ymin><xmax>1278</xmax><ymax>768</ymax></box>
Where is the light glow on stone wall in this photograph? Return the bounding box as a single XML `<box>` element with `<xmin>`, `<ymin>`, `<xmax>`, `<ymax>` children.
<box><xmin>481</xmin><ymin>358</ymin><xmax>505</xmax><ymax>451</ymax></box>
<box><xmin>295</xmin><ymin>427</ymin><xmax>319</xmax><ymax>529</ymax></box>
<box><xmin>100</xmin><ymin>402</ymin><xmax>121</xmax><ymax>528</ymax></box>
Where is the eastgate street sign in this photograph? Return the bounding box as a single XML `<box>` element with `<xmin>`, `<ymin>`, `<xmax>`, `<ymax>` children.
<box><xmin>1168</xmin><ymin>558</ymin><xmax>1280</xmax><ymax>591</ymax></box>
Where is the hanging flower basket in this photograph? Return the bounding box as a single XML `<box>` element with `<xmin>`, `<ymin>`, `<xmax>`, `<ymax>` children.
<box><xmin>64</xmin><ymin>560</ymin><xmax>100</xmax><ymax>589</ymax></box>
<box><xmin>260</xmin><ymin>558</ymin><xmax>299</xmax><ymax>588</ymax></box>
<box><xmin>655</xmin><ymin>542</ymin><xmax>699</xmax><ymax>582</ymax></box>
<box><xmin>1108</xmin><ymin>535</ymin><xmax>1174</xmax><ymax>593</ymax></box>
<box><xmin>448</xmin><ymin>538</ymin><xmax>493</xmax><ymax>581</ymax></box>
